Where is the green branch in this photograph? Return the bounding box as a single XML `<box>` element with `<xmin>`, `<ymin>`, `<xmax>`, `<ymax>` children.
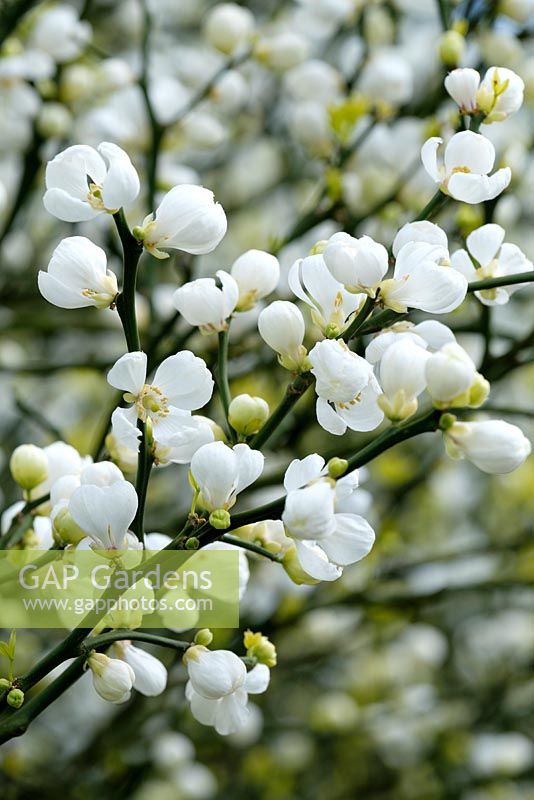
<box><xmin>113</xmin><ymin>209</ymin><xmax>143</xmax><ymax>353</ymax></box>
<box><xmin>217</xmin><ymin>326</ymin><xmax>233</xmax><ymax>439</ymax></box>
<box><xmin>468</xmin><ymin>271</ymin><xmax>534</xmax><ymax>292</ymax></box>
<box><xmin>249</xmin><ymin>372</ymin><xmax>314</xmax><ymax>450</ymax></box>
<box><xmin>341</xmin><ymin>295</ymin><xmax>375</xmax><ymax>341</ymax></box>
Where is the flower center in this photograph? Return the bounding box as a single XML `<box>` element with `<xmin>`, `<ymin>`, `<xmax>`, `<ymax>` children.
<box><xmin>134</xmin><ymin>384</ymin><xmax>169</xmax><ymax>422</ymax></box>
<box><xmin>87</xmin><ymin>182</ymin><xmax>106</xmax><ymax>211</ymax></box>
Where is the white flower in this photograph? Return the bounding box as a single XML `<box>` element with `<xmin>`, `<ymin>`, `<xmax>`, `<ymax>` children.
<box><xmin>451</xmin><ymin>223</ymin><xmax>533</xmax><ymax>306</ymax></box>
<box><xmin>231</xmin><ymin>249</ymin><xmax>280</xmax><ymax>311</ymax></box>
<box><xmin>190</xmin><ymin>441</ymin><xmax>264</xmax><ymax>512</ymax></box>
<box><xmin>444</xmin><ymin>67</ymin><xmax>481</xmax><ymax>113</ymax></box>
<box><xmin>425</xmin><ymin>343</ymin><xmax>478</xmax><ymax>403</ymax></box>
<box><xmin>87</xmin><ymin>652</ymin><xmax>135</xmax><ymax>704</ymax></box>
<box><xmin>284</xmin><ymin>60</ymin><xmax>342</xmax><ymax>105</ymax></box>
<box><xmin>38</xmin><ymin>237</ymin><xmax>118</xmax><ymax>310</ymax></box>
<box><xmin>258</xmin><ymin>300</ymin><xmax>308</xmax><ymax>371</ymax></box>
<box><xmin>173</xmin><ymin>270</ymin><xmax>239</xmax><ymax>333</ymax></box>
<box><xmin>109</xmin><ymin>641</ymin><xmax>167</xmax><ymax>697</ymax></box>
<box><xmin>392</xmin><ymin>221</ymin><xmax>448</xmax><ymax>257</ymax></box>
<box><xmin>107</xmin><ymin>351</ymin><xmax>214</xmax><ymax>446</ymax></box>
<box><xmin>111</xmin><ymin>406</ymin><xmax>214</xmax><ymax>466</ymax></box>
<box><xmin>308</xmin><ymin>339</ymin><xmax>384</xmax><ymax>435</ymax></box>
<box><xmin>43</xmin><ymin>142</ymin><xmax>140</xmax><ymax>222</ymax></box>
<box><xmin>255</xmin><ymin>32</ymin><xmax>309</xmax><ymax>71</ymax></box>
<box><xmin>444</xmin><ymin>420</ymin><xmax>531</xmax><ymax>474</ymax></box>
<box><xmin>137</xmin><ymin>185</ymin><xmax>227</xmax><ymax>259</ymax></box>
<box><xmin>30</xmin><ymin>5</ymin><xmax>91</xmax><ymax>63</ymax></box>
<box><xmin>421</xmin><ymin>131</ymin><xmax>511</xmax><ymax>204</ymax></box>
<box><xmin>69</xmin><ymin>481</ymin><xmax>139</xmax><ymax>550</ymax></box>
<box><xmin>204</xmin><ymin>3</ymin><xmax>254</xmax><ymax>54</ymax></box>
<box><xmin>365</xmin><ymin>320</ymin><xmax>456</xmax><ymax>364</ymax></box>
<box><xmin>184</xmin><ymin>646</ymin><xmax>269</xmax><ymax>735</ymax></box>
<box><xmin>477</xmin><ymin>67</ymin><xmax>524</xmax><ymax>123</ymax></box>
<box><xmin>281</xmin><ymin>455</ymin><xmax>375</xmax><ymax>582</ymax></box>
<box><xmin>323</xmin><ymin>232</ymin><xmax>389</xmax><ymax>296</ymax></box>
<box><xmin>380</xmin><ymin>242</ymin><xmax>468</xmax><ymax>314</ymax></box>
<box><xmin>50</xmin><ymin>459</ymin><xmax>124</xmax><ymax>510</ymax></box>
<box><xmin>378</xmin><ymin>338</ymin><xmax>430</xmax><ymax>421</ymax></box>
<box><xmin>288</xmin><ymin>253</ymin><xmax>363</xmax><ymax>336</ymax></box>
<box><xmin>359</xmin><ymin>49</ymin><xmax>413</xmax><ymax>107</ymax></box>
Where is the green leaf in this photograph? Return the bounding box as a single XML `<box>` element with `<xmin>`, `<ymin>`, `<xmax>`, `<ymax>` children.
<box><xmin>0</xmin><ymin>642</ymin><xmax>10</xmax><ymax>659</ymax></box>
<box><xmin>8</xmin><ymin>630</ymin><xmax>16</xmax><ymax>659</ymax></box>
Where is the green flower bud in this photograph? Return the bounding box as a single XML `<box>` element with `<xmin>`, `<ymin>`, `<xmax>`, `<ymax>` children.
<box><xmin>438</xmin><ymin>30</ymin><xmax>465</xmax><ymax>66</ymax></box>
<box><xmin>327</xmin><ymin>457</ymin><xmax>349</xmax><ymax>479</ymax></box>
<box><xmin>324</xmin><ymin>322</ymin><xmax>341</xmax><ymax>339</ymax></box>
<box><xmin>7</xmin><ymin>688</ymin><xmax>24</xmax><ymax>709</ymax></box>
<box><xmin>10</xmin><ymin>444</ymin><xmax>48</xmax><ymax>491</ymax></box>
<box><xmin>209</xmin><ymin>509</ymin><xmax>231</xmax><ymax>530</ymax></box>
<box><xmin>52</xmin><ymin>506</ymin><xmax>86</xmax><ymax>545</ymax></box>
<box><xmin>194</xmin><ymin>628</ymin><xmax>213</xmax><ymax>646</ymax></box>
<box><xmin>439</xmin><ymin>413</ymin><xmax>457</xmax><ymax>431</ymax></box>
<box><xmin>0</xmin><ymin>678</ymin><xmax>12</xmax><ymax>690</ymax></box>
<box><xmin>185</xmin><ymin>536</ymin><xmax>200</xmax><ymax>550</ymax></box>
<box><xmin>228</xmin><ymin>394</ymin><xmax>270</xmax><ymax>436</ymax></box>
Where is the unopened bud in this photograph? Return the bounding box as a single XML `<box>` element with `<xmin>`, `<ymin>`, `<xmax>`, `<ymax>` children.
<box><xmin>327</xmin><ymin>458</ymin><xmax>349</xmax><ymax>479</ymax></box>
<box><xmin>0</xmin><ymin>679</ymin><xmax>11</xmax><ymax>690</ymax></box>
<box><xmin>7</xmin><ymin>688</ymin><xmax>24</xmax><ymax>709</ymax></box>
<box><xmin>194</xmin><ymin>628</ymin><xmax>213</xmax><ymax>646</ymax></box>
<box><xmin>439</xmin><ymin>413</ymin><xmax>457</xmax><ymax>431</ymax></box>
<box><xmin>229</xmin><ymin>394</ymin><xmax>269</xmax><ymax>436</ymax></box>
<box><xmin>438</xmin><ymin>30</ymin><xmax>465</xmax><ymax>67</ymax></box>
<box><xmin>10</xmin><ymin>444</ymin><xmax>48</xmax><ymax>491</ymax></box>
<box><xmin>209</xmin><ymin>509</ymin><xmax>231</xmax><ymax>530</ymax></box>
<box><xmin>185</xmin><ymin>536</ymin><xmax>200</xmax><ymax>550</ymax></box>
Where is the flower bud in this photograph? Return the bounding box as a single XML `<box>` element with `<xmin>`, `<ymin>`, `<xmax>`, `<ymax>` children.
<box><xmin>231</xmin><ymin>249</ymin><xmax>280</xmax><ymax>311</ymax></box>
<box><xmin>425</xmin><ymin>343</ymin><xmax>477</xmax><ymax>404</ymax></box>
<box><xmin>327</xmin><ymin>458</ymin><xmax>348</xmax><ymax>479</ymax></box>
<box><xmin>258</xmin><ymin>301</ymin><xmax>308</xmax><ymax>372</ymax></box>
<box><xmin>444</xmin><ymin>420</ymin><xmax>531</xmax><ymax>474</ymax></box>
<box><xmin>229</xmin><ymin>394</ymin><xmax>269</xmax><ymax>436</ymax></box>
<box><xmin>51</xmin><ymin>502</ymin><xmax>86</xmax><ymax>545</ymax></box>
<box><xmin>194</xmin><ymin>629</ymin><xmax>214</xmax><ymax>646</ymax></box>
<box><xmin>243</xmin><ymin>630</ymin><xmax>277</xmax><ymax>668</ymax></box>
<box><xmin>255</xmin><ymin>32</ymin><xmax>309</xmax><ymax>72</ymax></box>
<box><xmin>185</xmin><ymin>536</ymin><xmax>200</xmax><ymax>550</ymax></box>
<box><xmin>10</xmin><ymin>444</ymin><xmax>48</xmax><ymax>491</ymax></box>
<box><xmin>37</xmin><ymin>102</ymin><xmax>72</xmax><ymax>139</ymax></box>
<box><xmin>0</xmin><ymin>678</ymin><xmax>12</xmax><ymax>690</ymax></box>
<box><xmin>209</xmin><ymin>509</ymin><xmax>231</xmax><ymax>530</ymax></box>
<box><xmin>204</xmin><ymin>3</ymin><xmax>254</xmax><ymax>55</ymax></box>
<box><xmin>7</xmin><ymin>688</ymin><xmax>24</xmax><ymax>709</ymax></box>
<box><xmin>87</xmin><ymin>652</ymin><xmax>135</xmax><ymax>704</ymax></box>
<box><xmin>438</xmin><ymin>31</ymin><xmax>465</xmax><ymax>67</ymax></box>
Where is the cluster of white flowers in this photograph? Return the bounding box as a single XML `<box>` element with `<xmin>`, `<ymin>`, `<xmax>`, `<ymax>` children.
<box><xmin>2</xmin><ymin>0</ymin><xmax>533</xmax><ymax>752</ymax></box>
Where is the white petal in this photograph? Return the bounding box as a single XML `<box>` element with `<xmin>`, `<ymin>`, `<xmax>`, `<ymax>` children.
<box><xmin>466</xmin><ymin>224</ymin><xmax>505</xmax><ymax>267</ymax></box>
<box><xmin>153</xmin><ymin>351</ymin><xmax>214</xmax><ymax>410</ymax></box>
<box><xmin>233</xmin><ymin>444</ymin><xmax>264</xmax><ymax>495</ymax></box>
<box><xmin>214</xmin><ymin>692</ymin><xmax>249</xmax><ymax>735</ymax></box>
<box><xmin>451</xmin><ymin>249</ymin><xmax>478</xmax><ymax>281</ymax></box>
<box><xmin>337</xmin><ymin>382</ymin><xmax>384</xmax><ymax>432</ymax></box>
<box><xmin>294</xmin><ymin>540</ymin><xmax>342</xmax><ymax>581</ymax></box>
<box><xmin>99</xmin><ymin>141</ymin><xmax>140</xmax><ymax>210</ymax></box>
<box><xmin>420</xmin><ymin>137</ymin><xmax>442</xmax><ymax>182</ymax></box>
<box><xmin>448</xmin><ymin>168</ymin><xmax>511</xmax><ymax>204</ymax></box>
<box><xmin>38</xmin><ymin>271</ymin><xmax>94</xmax><ymax>309</ymax></box>
<box><xmin>444</xmin><ymin>131</ymin><xmax>495</xmax><ymax>174</ymax></box>
<box><xmin>283</xmin><ymin>453</ymin><xmax>325</xmax><ymax>492</ymax></box>
<box><xmin>43</xmin><ymin>188</ymin><xmax>100</xmax><ymax>222</ymax></box>
<box><xmin>244</xmin><ymin>664</ymin><xmax>270</xmax><ymax>694</ymax></box>
<box><xmin>393</xmin><ymin>263</ymin><xmax>468</xmax><ymax>313</ymax></box>
<box><xmin>320</xmin><ymin>513</ymin><xmax>375</xmax><ymax>565</ymax></box>
<box><xmin>316</xmin><ymin>397</ymin><xmax>347</xmax><ymax>435</ymax></box>
<box><xmin>69</xmin><ymin>481</ymin><xmax>138</xmax><ymax>547</ymax></box>
<box><xmin>107</xmin><ymin>351</ymin><xmax>147</xmax><ymax>395</ymax></box>
<box><xmin>120</xmin><ymin>644</ymin><xmax>167</xmax><ymax>696</ymax></box>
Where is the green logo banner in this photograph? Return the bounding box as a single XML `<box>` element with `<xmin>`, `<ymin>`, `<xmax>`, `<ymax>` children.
<box><xmin>0</xmin><ymin>549</ymin><xmax>240</xmax><ymax>629</ymax></box>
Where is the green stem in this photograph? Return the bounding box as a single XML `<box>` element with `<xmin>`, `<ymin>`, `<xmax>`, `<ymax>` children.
<box><xmin>217</xmin><ymin>327</ymin><xmax>233</xmax><ymax>438</ymax></box>
<box><xmin>436</xmin><ymin>0</ymin><xmax>450</xmax><ymax>29</ymax></box>
<box><xmin>346</xmin><ymin>409</ymin><xmax>441</xmax><ymax>470</ymax></box>
<box><xmin>132</xmin><ymin>421</ymin><xmax>154</xmax><ymax>543</ymax></box>
<box><xmin>220</xmin><ymin>534</ymin><xmax>282</xmax><ymax>562</ymax></box>
<box><xmin>139</xmin><ymin>0</ymin><xmax>165</xmax><ymax>213</ymax></box>
<box><xmin>412</xmin><ymin>189</ymin><xmax>449</xmax><ymax>222</ymax></box>
<box><xmin>0</xmin><ymin>657</ymin><xmax>86</xmax><ymax>745</ymax></box>
<box><xmin>249</xmin><ymin>372</ymin><xmax>314</xmax><ymax>450</ymax></box>
<box><xmin>83</xmin><ymin>630</ymin><xmax>190</xmax><ymax>653</ymax></box>
<box><xmin>113</xmin><ymin>209</ymin><xmax>143</xmax><ymax>353</ymax></box>
<box><xmin>468</xmin><ymin>271</ymin><xmax>534</xmax><ymax>292</ymax></box>
<box><xmin>341</xmin><ymin>295</ymin><xmax>375</xmax><ymax>341</ymax></box>
<box><xmin>0</xmin><ymin>494</ymin><xmax>50</xmax><ymax>551</ymax></box>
